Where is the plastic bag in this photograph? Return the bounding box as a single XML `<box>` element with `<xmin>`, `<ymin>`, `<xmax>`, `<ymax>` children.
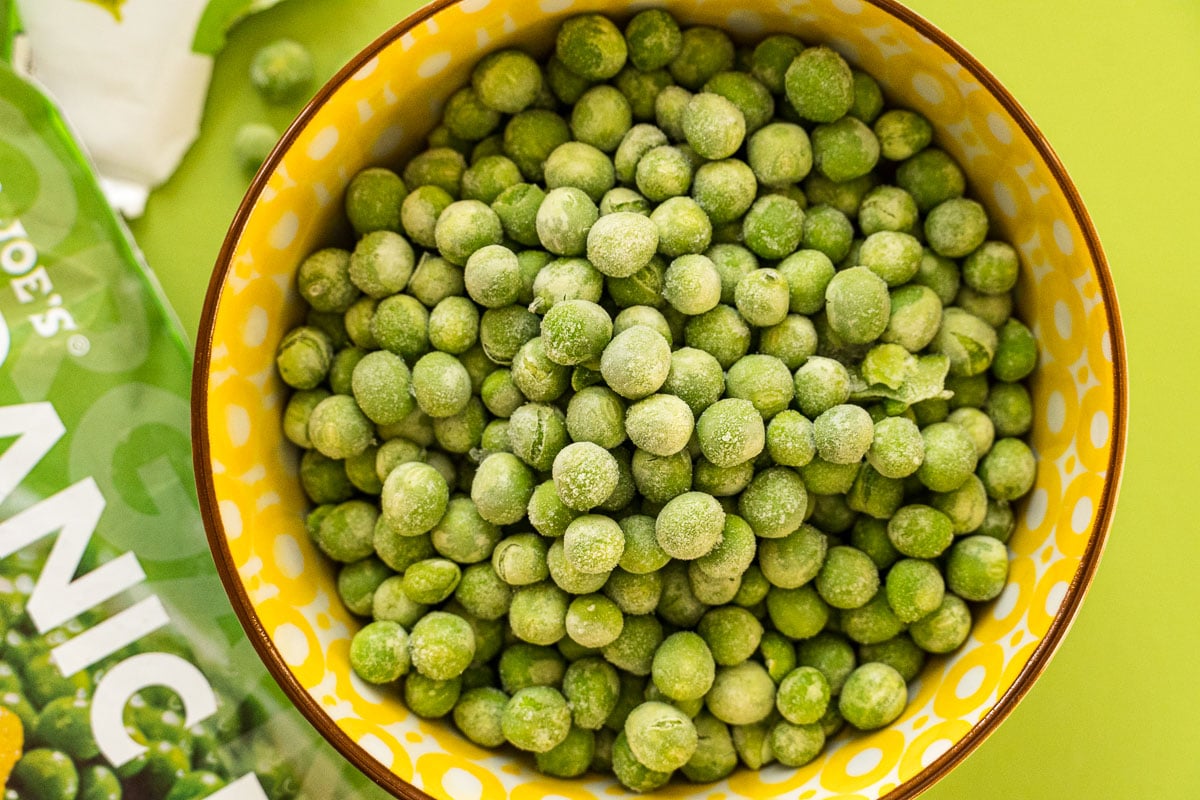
<box><xmin>0</xmin><ymin>12</ymin><xmax>388</xmax><ymax>799</ymax></box>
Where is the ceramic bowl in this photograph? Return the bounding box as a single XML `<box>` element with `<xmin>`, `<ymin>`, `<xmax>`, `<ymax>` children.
<box><xmin>193</xmin><ymin>1</ymin><xmax>1127</xmax><ymax>798</ymax></box>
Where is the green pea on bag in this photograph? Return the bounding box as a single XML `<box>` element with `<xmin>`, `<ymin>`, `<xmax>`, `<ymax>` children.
<box><xmin>0</xmin><ymin>7</ymin><xmax>389</xmax><ymax>798</ymax></box>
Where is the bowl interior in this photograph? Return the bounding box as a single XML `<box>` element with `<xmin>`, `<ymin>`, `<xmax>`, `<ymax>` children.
<box><xmin>195</xmin><ymin>1</ymin><xmax>1125</xmax><ymax>798</ymax></box>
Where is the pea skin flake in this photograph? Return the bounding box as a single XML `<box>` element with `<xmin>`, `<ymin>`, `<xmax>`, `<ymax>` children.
<box><xmin>275</xmin><ymin>8</ymin><xmax>1039</xmax><ymax>792</ymax></box>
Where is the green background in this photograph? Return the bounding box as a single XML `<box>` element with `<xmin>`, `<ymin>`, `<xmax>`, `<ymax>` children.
<box><xmin>128</xmin><ymin>0</ymin><xmax>1199</xmax><ymax>796</ymax></box>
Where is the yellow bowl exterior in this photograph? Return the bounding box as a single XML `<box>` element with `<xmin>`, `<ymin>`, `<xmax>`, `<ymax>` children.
<box><xmin>195</xmin><ymin>1</ymin><xmax>1125</xmax><ymax>798</ymax></box>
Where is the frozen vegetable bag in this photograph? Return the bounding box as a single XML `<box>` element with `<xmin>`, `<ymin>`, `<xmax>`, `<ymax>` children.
<box><xmin>0</xmin><ymin>8</ymin><xmax>391</xmax><ymax>799</ymax></box>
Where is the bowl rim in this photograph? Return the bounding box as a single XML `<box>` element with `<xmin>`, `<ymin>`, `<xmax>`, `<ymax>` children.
<box><xmin>191</xmin><ymin>1</ymin><xmax>1129</xmax><ymax>798</ymax></box>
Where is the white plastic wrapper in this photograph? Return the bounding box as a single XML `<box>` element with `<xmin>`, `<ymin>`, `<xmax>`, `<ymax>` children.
<box><xmin>18</xmin><ymin>0</ymin><xmax>284</xmax><ymax>217</ymax></box>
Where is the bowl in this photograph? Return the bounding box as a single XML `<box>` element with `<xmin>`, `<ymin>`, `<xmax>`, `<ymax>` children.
<box><xmin>192</xmin><ymin>1</ymin><xmax>1127</xmax><ymax>798</ymax></box>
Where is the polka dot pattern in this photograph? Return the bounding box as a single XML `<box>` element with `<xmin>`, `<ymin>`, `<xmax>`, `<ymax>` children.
<box><xmin>196</xmin><ymin>1</ymin><xmax>1124</xmax><ymax>798</ymax></box>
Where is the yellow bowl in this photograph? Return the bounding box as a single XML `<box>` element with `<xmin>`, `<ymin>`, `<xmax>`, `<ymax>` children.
<box><xmin>193</xmin><ymin>1</ymin><xmax>1127</xmax><ymax>798</ymax></box>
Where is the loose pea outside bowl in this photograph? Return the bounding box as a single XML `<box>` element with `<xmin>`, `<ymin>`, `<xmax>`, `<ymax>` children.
<box><xmin>192</xmin><ymin>1</ymin><xmax>1128</xmax><ymax>798</ymax></box>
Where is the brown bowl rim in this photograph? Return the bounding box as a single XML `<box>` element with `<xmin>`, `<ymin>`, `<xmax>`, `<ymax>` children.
<box><xmin>191</xmin><ymin>1</ymin><xmax>1129</xmax><ymax>798</ymax></box>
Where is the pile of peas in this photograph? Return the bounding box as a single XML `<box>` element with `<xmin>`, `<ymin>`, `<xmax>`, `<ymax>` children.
<box><xmin>0</xmin><ymin>549</ymin><xmax>300</xmax><ymax>800</ymax></box>
<box><xmin>276</xmin><ymin>9</ymin><xmax>1038</xmax><ymax>791</ymax></box>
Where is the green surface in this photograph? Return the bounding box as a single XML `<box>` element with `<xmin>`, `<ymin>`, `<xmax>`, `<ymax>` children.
<box><xmin>129</xmin><ymin>0</ymin><xmax>1200</xmax><ymax>796</ymax></box>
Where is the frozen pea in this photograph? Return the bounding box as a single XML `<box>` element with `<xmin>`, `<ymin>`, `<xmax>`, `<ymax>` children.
<box><xmin>687</xmin><ymin>514</ymin><xmax>754</xmax><ymax>580</ymax></box>
<box><xmin>631</xmin><ymin>448</ymin><xmax>692</xmax><ymax>504</ymax></box>
<box><xmin>250</xmin><ymin>38</ymin><xmax>313</xmax><ymax>103</ymax></box>
<box><xmin>803</xmin><ymin>171</ymin><xmax>877</xmax><ymax>218</ymax></box>
<box><xmin>601</xmin><ymin>187</ymin><xmax>653</xmax><ymax>217</ymax></box>
<box><xmin>615</xmin><ymin>66</ymin><xmax>675</xmax><ymax>122</ymax></box>
<box><xmin>859</xmin><ymin>231</ymin><xmax>923</xmax><ymax>286</ymax></box>
<box><xmin>511</xmin><ymin>337</ymin><xmax>570</xmax><ymax>402</ymax></box>
<box><xmin>882</xmin><ymin>284</ymin><xmax>943</xmax><ymax>353</ymax></box>
<box><xmin>910</xmin><ymin>248</ymin><xmax>960</xmax><ymax>307</ymax></box>
<box><xmin>946</xmin><ymin>372</ymin><xmax>991</xmax><ymax>410</ymax></box>
<box><xmin>838</xmin><ymin>662</ymin><xmax>907</xmax><ymax>730</ymax></box>
<box><xmin>774</xmin><ymin>250</ymin><xmax>833</xmax><ymax>316</ymax></box>
<box><xmin>726</xmin><ymin>355</ymin><xmax>794</xmax><ymax>420</ymax></box>
<box><xmin>566</xmin><ymin>593</ymin><xmax>625</xmax><ymax>648</ymax></box>
<box><xmin>847</xmin><ymin>516</ymin><xmax>897</xmax><ymax>572</ymax></box>
<box><xmin>660</xmin><ymin>254</ymin><xmax>722</xmax><ymax>316</ymax></box>
<box><xmin>561</xmin><ymin>658</ymin><xmax>620</xmax><ymax>731</ymax></box>
<box><xmin>680</xmin><ymin>712</ymin><xmax>737</xmax><ymax>783</ymax></box>
<box><xmin>689</xmin><ymin>563</ymin><xmax>741</xmax><ymax>605</ymax></box>
<box><xmin>492</xmin><ymin>533</ymin><xmax>549</xmax><ymax>587</ymax></box>
<box><xmin>299</xmin><ymin>248</ymin><xmax>359</xmax><ymax>313</ymax></box>
<box><xmin>571</xmin><ymin>85</ymin><xmax>633</xmax><ymax>153</ymax></box>
<box><xmin>767</xmin><ymin>410</ymin><xmax>816</xmax><ymax>467</ymax></box>
<box><xmin>874</xmin><ymin>109</ymin><xmax>933</xmax><ymax>161</ymax></box>
<box><xmin>652</xmin><ymin>491</ymin><xmax>723</xmax><ymax>561</ymax></box>
<box><xmin>615</xmin><ymin>515</ymin><xmax>669</xmax><ymax>575</ymax></box>
<box><xmin>696</xmin><ymin>606</ymin><xmax>762</xmax><ymax>666</ymax></box>
<box><xmin>525</xmin><ymin>481</ymin><xmax>580</xmax><ymax>540</ymax></box>
<box><xmin>758</xmin><ymin>524</ymin><xmax>826</xmax><ymax>589</ymax></box>
<box><xmin>499</xmin><ymin>643</ymin><xmax>565</xmax><ymax>694</ymax></box>
<box><xmin>622</xmin><ymin>9</ymin><xmax>682</xmax><ymax>72</ymax></box>
<box><xmin>918</xmin><ymin>421</ymin><xmax>979</xmax><ymax>492</ymax></box>
<box><xmin>750</xmin><ymin>34</ymin><xmax>805</xmax><ymax>94</ymax></box>
<box><xmin>455</xmin><ymin>562</ymin><xmax>513</xmax><ymax>621</ymax></box>
<box><xmin>957</xmin><ymin>285</ymin><xmax>1013</xmax><ymax>328</ymax></box>
<box><xmin>704</xmin><ymin>70</ymin><xmax>774</xmax><ymax>134</ymax></box>
<box><xmin>307</xmin><ymin>394</ymin><xmax>372</xmax><ymax>460</ymax></box>
<box><xmin>654</xmin><ymin>85</ymin><xmax>692</xmax><ymax>141</ymax></box>
<box><xmin>503</xmin><ymin>400</ymin><xmax>567</xmax><ymax>471</ymax></box>
<box><xmin>408</xmin><ymin>255</ymin><xmax>465</xmax><ymax>310</ymax></box>
<box><xmin>328</xmin><ymin>346</ymin><xmax>366</xmax><ymax>396</ymax></box>
<box><xmin>405</xmin><ymin>673</ymin><xmax>462</xmax><ymax>718</ymax></box>
<box><xmin>344</xmin><ymin>168</ymin><xmax>406</xmax><ymax>237</ymax></box>
<box><xmin>625</xmin><ymin>394</ymin><xmax>694</xmax><ymax>457</ymax></box>
<box><xmin>825</xmin><ymin>266</ymin><xmax>890</xmax><ymax>345</ymax></box>
<box><xmin>602</xmin><ymin>614</ymin><xmax>664</xmax><ymax>676</ymax></box>
<box><xmin>979</xmin><ymin>499</ymin><xmax>1017</xmax><ymax>543</ymax></box>
<box><xmin>472</xmin><ymin>48</ymin><xmax>543</xmax><ymax>113</ymax></box>
<box><xmin>504</xmin><ymin>685</ymin><xmax>572</xmax><ymax>753</ymax></box>
<box><xmin>669</xmin><ymin>27</ymin><xmax>734</xmax><ymax>90</ymax></box>
<box><xmin>770</xmin><ymin>719</ymin><xmax>825</xmax><ymax>767</ymax></box>
<box><xmin>909</xmin><ymin>594</ymin><xmax>972</xmax><ymax>653</ymax></box>
<box><xmin>767</xmin><ymin>584</ymin><xmax>831</xmax><ymax>639</ymax></box>
<box><xmin>531</xmin><ymin>257</ymin><xmax>604</xmax><ymax>313</ymax></box>
<box><xmin>705</xmin><ymin>662</ymin><xmax>776</xmax><ymax>725</ymax></box>
<box><xmin>624</xmin><ymin>701</ymin><xmax>698</xmax><ymax>773</ymax></box>
<box><xmin>758</xmin><ymin>315</ymin><xmax>818</xmax><ymax>372</ymax></box>
<box><xmin>480</xmin><ymin>370</ymin><xmax>524</xmax><ymax>418</ymax></box>
<box><xmin>564</xmin><ymin>515</ymin><xmax>626</xmax><ymax>575</ymax></box>
<box><xmin>987</xmin><ymin>382</ymin><xmax>1033</xmax><ymax>437</ymax></box>
<box><xmin>742</xmin><ymin>193</ymin><xmax>805</xmax><ymax>260</ymax></box>
<box><xmin>601</xmin><ymin>325</ymin><xmax>672</xmax><ymax>400</ymax></box>
<box><xmin>535</xmin><ymin>186</ymin><xmax>599</xmax><ymax>257</ymax></box>
<box><xmin>557</xmin><ymin>14</ymin><xmax>627</xmax><ymax>81</ymax></box>
<box><xmin>233</xmin><ymin>121</ymin><xmax>277</xmax><ymax>174</ymax></box>
<box><xmin>948</xmin><ymin>407</ymin><xmax>996</xmax><ymax>460</ymax></box>
<box><xmin>338</xmin><ymin>556</ymin><xmax>392</xmax><ymax>616</ymax></box>
<box><xmin>931</xmin><ymin>472</ymin><xmax>989</xmax><ymax>534</ymax></box>
<box><xmin>776</xmin><ymin>666</ymin><xmax>830</xmax><ymax>725</ymax></box>
<box><xmin>651</xmin><ymin>196</ymin><xmax>713</xmax><ymax>258</ymax></box>
<box><xmin>813</xmin><ymin>404</ymin><xmax>875</xmax><ymax>465</ymax></box>
<box><xmin>885</xmin><ymin>558</ymin><xmax>945</xmax><ymax>623</ymax></box>
<box><xmin>925</xmin><ymin>198</ymin><xmax>989</xmax><ymax>258</ymax></box>
<box><xmin>614</xmin><ymin>305</ymin><xmax>673</xmax><ymax>344</ymax></box>
<box><xmin>887</xmin><ymin>504</ymin><xmax>954</xmax><ymax>558</ymax></box>
<box><xmin>747</xmin><ymin>122</ymin><xmax>811</xmax><ymax>188</ymax></box>
<box><xmin>605</xmin><ymin>568</ymin><xmax>663</xmax><ymax>615</ymax></box>
<box><xmin>408</xmin><ymin>352</ymin><xmax>470</xmax><ymax>420</ymax></box>
<box><xmin>458</xmin><ymin>154</ymin><xmax>520</xmax><ymax>205</ymax></box>
<box><xmin>696</xmin><ymin>398</ymin><xmax>765</xmax><ymax>468</ymax></box>
<box><xmin>897</xmin><ymin>148</ymin><xmax>966</xmax><ymax>212</ymax></box>
<box><xmin>731</xmin><ymin>269</ymin><xmax>789</xmax><ymax>328</ymax></box>
<box><xmin>510</xmin><ymin>582</ymin><xmax>570</xmax><ymax>646</ymax></box>
<box><xmin>472</xmin><ymin>452</ymin><xmax>536</xmax><ymax>525</ymax></box>
<box><xmin>435</xmin><ymin>199</ymin><xmax>504</xmax><ymax>267</ymax></box>
<box><xmin>785</xmin><ymin>46</ymin><xmax>853</xmax><ymax>123</ymax></box>
<box><xmin>867</xmin><ymin>415</ymin><xmax>925</xmax><ymax>479</ymax></box>
<box><xmin>811</xmin><ymin>490</ymin><xmax>861</xmax><ymax>531</ymax></box>
<box><xmin>432</xmin><ymin>396</ymin><xmax>486</xmax><ymax>454</ymax></box>
<box><xmin>404</xmin><ymin>147</ymin><xmax>467</xmax><ymax>198</ymax></box>
<box><xmin>276</xmin><ymin>326</ymin><xmax>333</xmax><ymax>390</ymax></box>
<box><xmin>859</xmin><ymin>184</ymin><xmax>919</xmax><ymax>235</ymax></box>
<box><xmin>656</xmin><ymin>560</ymin><xmax>709</xmax><ymax>627</ymax></box>
<box><xmin>401</xmin><ymin>559</ymin><xmax>462</xmax><ymax>606</ymax></box>
<box><xmin>730</xmin><ymin>720</ymin><xmax>775</xmax><ymax>770</ymax></box>
<box><xmin>612</xmin><ymin>730</ymin><xmax>672</xmax><ymax>792</ymax></box>
<box><xmin>454</xmin><ymin>687</ymin><xmax>509</xmax><ymax>748</ymax></box>
<box><xmin>636</xmin><ymin>145</ymin><xmax>693</xmax><ymax>202</ymax></box>
<box><xmin>615</xmin><ymin>124</ymin><xmax>669</xmax><ymax>184</ymax></box>
<box><xmin>848</xmin><ymin>68</ymin><xmax>884</xmax><ymax>124</ymax></box>
<box><xmin>801</xmin><ymin>204</ymin><xmax>855</xmax><ymax>264</ymax></box>
<box><xmin>553</xmin><ymin>442</ymin><xmax>620</xmax><ymax>511</ymax></box>
<box><xmin>680</xmin><ymin>92</ymin><xmax>745</xmax><ymax>160</ymax></box>
<box><xmin>812</xmin><ymin>116</ymin><xmax>880</xmax><ymax>183</ymax></box>
<box><xmin>586</xmin><ymin>211</ymin><xmax>659</xmax><ymax>279</ymax></box>
<box><xmin>859</xmin><ymin>634</ymin><xmax>927</xmax><ymax>683</ymax></box>
<box><xmin>706</xmin><ymin>244</ymin><xmax>758</xmax><ymax>304</ymax></box>
<box><xmin>793</xmin><ymin>632</ymin><xmax>854</xmax><ymax>695</ymax></box>
<box><xmin>797</xmin><ymin>457</ymin><xmax>857</xmax><ymax>497</ymax></box>
<box><xmin>536</xmin><ymin>726</ymin><xmax>596</xmax><ymax>778</ymax></box>
<box><xmin>503</xmin><ymin>110</ymin><xmax>571</xmax><ymax>183</ymax></box>
<box><xmin>538</xmin><ymin>299</ymin><xmax>613</xmax><ymax>367</ymax></box>
<box><xmin>409</xmin><ymin>611</ymin><xmax>476</xmax><ymax>680</ymax></box>
<box><xmin>739</xmin><ymin>466</ymin><xmax>807</xmax><ymax>539</ymax></box>
<box><xmin>992</xmin><ymin>318</ymin><xmax>1037</xmax><ymax>382</ymax></box>
<box><xmin>692</xmin><ymin>159</ymin><xmax>757</xmax><ymax>225</ymax></box>
<box><xmin>649</xmin><ymin>631</ymin><xmax>715</xmax><ymax>703</ymax></box>
<box><xmin>684</xmin><ymin>304</ymin><xmax>751</xmax><ymax>369</ymax></box>
<box><xmin>545</xmin><ymin>55</ymin><xmax>594</xmax><ymax>105</ymax></box>
<box><xmin>544</xmin><ymin>141</ymin><xmax>615</xmax><ymax>202</ymax></box>
<box><xmin>562</xmin><ymin>386</ymin><xmax>625</xmax><ymax>449</ymax></box>
<box><xmin>444</xmin><ymin>87</ymin><xmax>502</xmax><ymax>141</ymax></box>
<box><xmin>979</xmin><ymin>437</ymin><xmax>1036</xmax><ymax>500</ymax></box>
<box><xmin>429</xmin><ymin>496</ymin><xmax>500</xmax><ymax>564</ymax></box>
<box><xmin>491</xmin><ymin>183</ymin><xmax>546</xmax><ymax>247</ymax></box>
<box><xmin>283</xmin><ymin>388</ymin><xmax>330</xmax><ymax>449</ymax></box>
<box><xmin>344</xmin><ymin>299</ymin><xmax>380</xmax><ymax>351</ymax></box>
